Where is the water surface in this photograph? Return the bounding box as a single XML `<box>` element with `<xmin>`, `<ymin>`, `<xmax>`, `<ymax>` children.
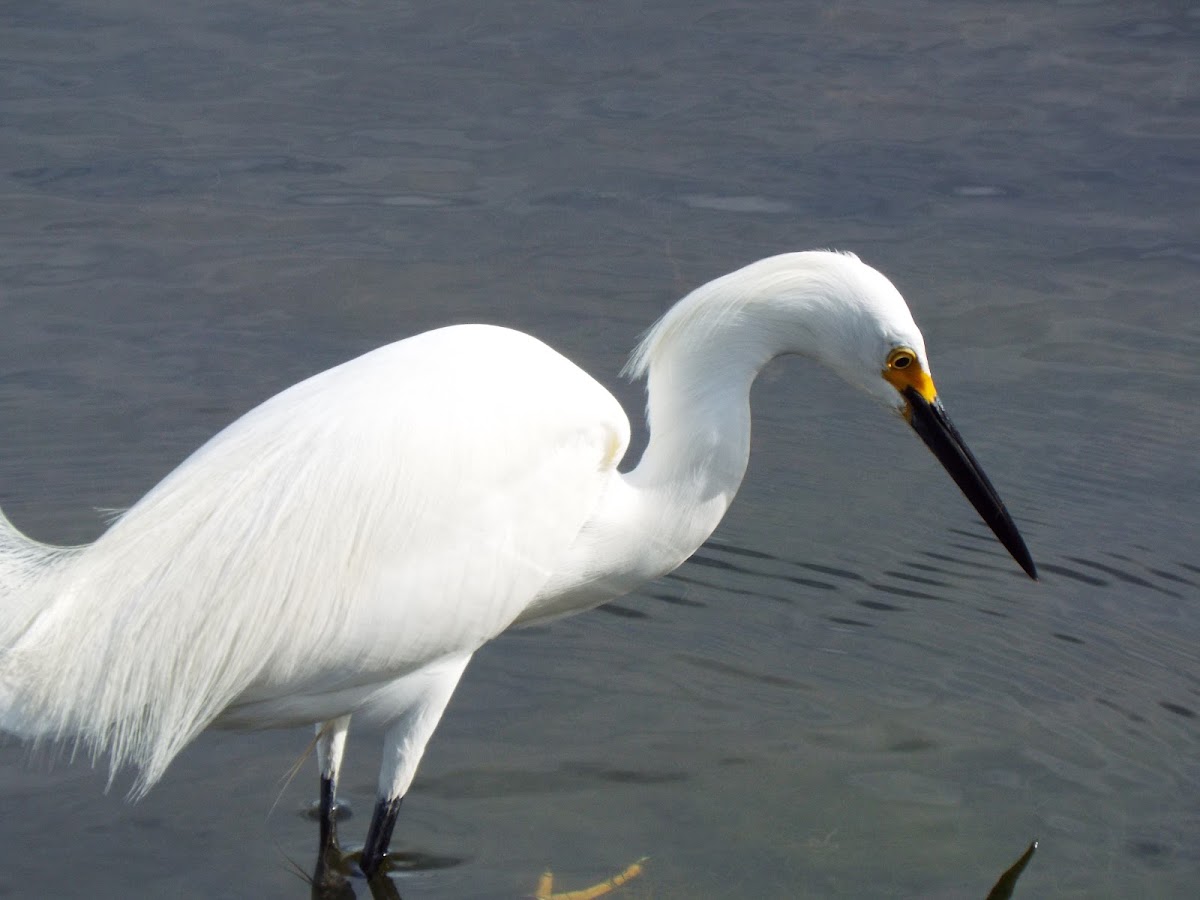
<box><xmin>1</xmin><ymin>1</ymin><xmax>1198</xmax><ymax>897</ymax></box>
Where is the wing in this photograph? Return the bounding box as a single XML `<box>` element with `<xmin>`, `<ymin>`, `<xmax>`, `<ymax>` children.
<box><xmin>1</xmin><ymin>324</ymin><xmax>630</xmax><ymax>790</ymax></box>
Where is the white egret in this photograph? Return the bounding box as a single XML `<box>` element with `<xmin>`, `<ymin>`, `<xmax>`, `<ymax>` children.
<box><xmin>0</xmin><ymin>251</ymin><xmax>1035</xmax><ymax>879</ymax></box>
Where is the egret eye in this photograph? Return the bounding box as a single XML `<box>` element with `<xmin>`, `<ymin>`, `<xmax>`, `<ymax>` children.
<box><xmin>887</xmin><ymin>348</ymin><xmax>917</xmax><ymax>370</ymax></box>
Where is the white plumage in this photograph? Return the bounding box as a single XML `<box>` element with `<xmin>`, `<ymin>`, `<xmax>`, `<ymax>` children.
<box><xmin>1</xmin><ymin>325</ymin><xmax>625</xmax><ymax>787</ymax></box>
<box><xmin>0</xmin><ymin>250</ymin><xmax>1033</xmax><ymax>876</ymax></box>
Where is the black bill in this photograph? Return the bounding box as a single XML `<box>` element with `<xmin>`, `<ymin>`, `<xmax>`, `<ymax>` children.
<box><xmin>904</xmin><ymin>386</ymin><xmax>1037</xmax><ymax>579</ymax></box>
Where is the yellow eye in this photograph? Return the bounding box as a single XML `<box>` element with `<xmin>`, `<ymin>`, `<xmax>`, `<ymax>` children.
<box><xmin>887</xmin><ymin>347</ymin><xmax>917</xmax><ymax>371</ymax></box>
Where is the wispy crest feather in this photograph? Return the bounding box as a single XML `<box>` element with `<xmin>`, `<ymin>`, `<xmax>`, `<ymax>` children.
<box><xmin>622</xmin><ymin>250</ymin><xmax>861</xmax><ymax>381</ymax></box>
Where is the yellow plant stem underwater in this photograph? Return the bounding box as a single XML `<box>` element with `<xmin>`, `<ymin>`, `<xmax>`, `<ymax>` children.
<box><xmin>534</xmin><ymin>858</ymin><xmax>648</xmax><ymax>899</ymax></box>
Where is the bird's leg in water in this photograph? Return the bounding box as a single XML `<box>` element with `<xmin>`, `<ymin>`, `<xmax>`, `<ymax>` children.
<box><xmin>357</xmin><ymin>656</ymin><xmax>472</xmax><ymax>878</ymax></box>
<box><xmin>359</xmin><ymin>795</ymin><xmax>403</xmax><ymax>878</ymax></box>
<box><xmin>313</xmin><ymin>715</ymin><xmax>352</xmax><ymax>883</ymax></box>
<box><xmin>318</xmin><ymin>773</ymin><xmax>338</xmax><ymax>853</ymax></box>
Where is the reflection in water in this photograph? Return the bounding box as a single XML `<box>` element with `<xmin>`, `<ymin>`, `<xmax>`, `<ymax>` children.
<box><xmin>984</xmin><ymin>841</ymin><xmax>1037</xmax><ymax>900</ymax></box>
<box><xmin>310</xmin><ymin>846</ymin><xmax>464</xmax><ymax>900</ymax></box>
<box><xmin>304</xmin><ymin>842</ymin><xmax>1035</xmax><ymax>899</ymax></box>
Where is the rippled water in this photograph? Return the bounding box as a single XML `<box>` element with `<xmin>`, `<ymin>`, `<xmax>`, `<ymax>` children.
<box><xmin>1</xmin><ymin>1</ymin><xmax>1198</xmax><ymax>898</ymax></box>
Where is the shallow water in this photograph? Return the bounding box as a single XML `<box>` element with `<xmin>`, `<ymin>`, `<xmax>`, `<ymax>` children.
<box><xmin>1</xmin><ymin>1</ymin><xmax>1198</xmax><ymax>897</ymax></box>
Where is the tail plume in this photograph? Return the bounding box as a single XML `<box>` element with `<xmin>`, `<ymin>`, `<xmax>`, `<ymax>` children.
<box><xmin>0</xmin><ymin>505</ymin><xmax>82</xmax><ymax>737</ymax></box>
<box><xmin>0</xmin><ymin>506</ymin><xmax>79</xmax><ymax>649</ymax></box>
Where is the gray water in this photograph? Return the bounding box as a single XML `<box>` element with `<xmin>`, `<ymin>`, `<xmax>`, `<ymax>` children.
<box><xmin>1</xmin><ymin>1</ymin><xmax>1198</xmax><ymax>897</ymax></box>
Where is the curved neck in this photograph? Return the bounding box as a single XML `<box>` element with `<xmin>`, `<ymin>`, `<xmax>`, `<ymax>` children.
<box><xmin>623</xmin><ymin>332</ymin><xmax>769</xmax><ymax>572</ymax></box>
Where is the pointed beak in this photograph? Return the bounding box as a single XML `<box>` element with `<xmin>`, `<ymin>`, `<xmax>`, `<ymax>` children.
<box><xmin>902</xmin><ymin>386</ymin><xmax>1037</xmax><ymax>579</ymax></box>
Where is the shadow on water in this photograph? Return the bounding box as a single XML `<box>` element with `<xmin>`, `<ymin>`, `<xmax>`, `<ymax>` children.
<box><xmin>302</xmin><ymin>840</ymin><xmax>1038</xmax><ymax>899</ymax></box>
<box><xmin>307</xmin><ymin>848</ymin><xmax>464</xmax><ymax>900</ymax></box>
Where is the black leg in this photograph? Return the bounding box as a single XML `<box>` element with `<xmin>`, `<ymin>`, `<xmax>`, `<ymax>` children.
<box><xmin>318</xmin><ymin>774</ymin><xmax>339</xmax><ymax>853</ymax></box>
<box><xmin>359</xmin><ymin>795</ymin><xmax>403</xmax><ymax>878</ymax></box>
<box><xmin>311</xmin><ymin>774</ymin><xmax>355</xmax><ymax>899</ymax></box>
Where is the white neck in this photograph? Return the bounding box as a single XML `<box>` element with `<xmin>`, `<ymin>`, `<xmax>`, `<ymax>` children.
<box><xmin>525</xmin><ymin>251</ymin><xmax>906</xmax><ymax>623</ymax></box>
<box><xmin>622</xmin><ymin>337</ymin><xmax>762</xmax><ymax>569</ymax></box>
<box><xmin>519</xmin><ymin>324</ymin><xmax>771</xmax><ymax>625</ymax></box>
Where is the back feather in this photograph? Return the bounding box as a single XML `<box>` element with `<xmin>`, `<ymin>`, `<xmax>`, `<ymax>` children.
<box><xmin>0</xmin><ymin>324</ymin><xmax>627</xmax><ymax>795</ymax></box>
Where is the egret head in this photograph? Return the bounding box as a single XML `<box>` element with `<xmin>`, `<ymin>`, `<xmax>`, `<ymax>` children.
<box><xmin>788</xmin><ymin>252</ymin><xmax>1038</xmax><ymax>580</ymax></box>
<box><xmin>692</xmin><ymin>251</ymin><xmax>1039</xmax><ymax>579</ymax></box>
<box><xmin>763</xmin><ymin>251</ymin><xmax>935</xmax><ymax>415</ymax></box>
<box><xmin>626</xmin><ymin>250</ymin><xmax>1036</xmax><ymax>579</ymax></box>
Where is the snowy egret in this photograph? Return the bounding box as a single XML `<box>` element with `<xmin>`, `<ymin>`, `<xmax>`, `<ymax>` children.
<box><xmin>0</xmin><ymin>251</ymin><xmax>1035</xmax><ymax>879</ymax></box>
